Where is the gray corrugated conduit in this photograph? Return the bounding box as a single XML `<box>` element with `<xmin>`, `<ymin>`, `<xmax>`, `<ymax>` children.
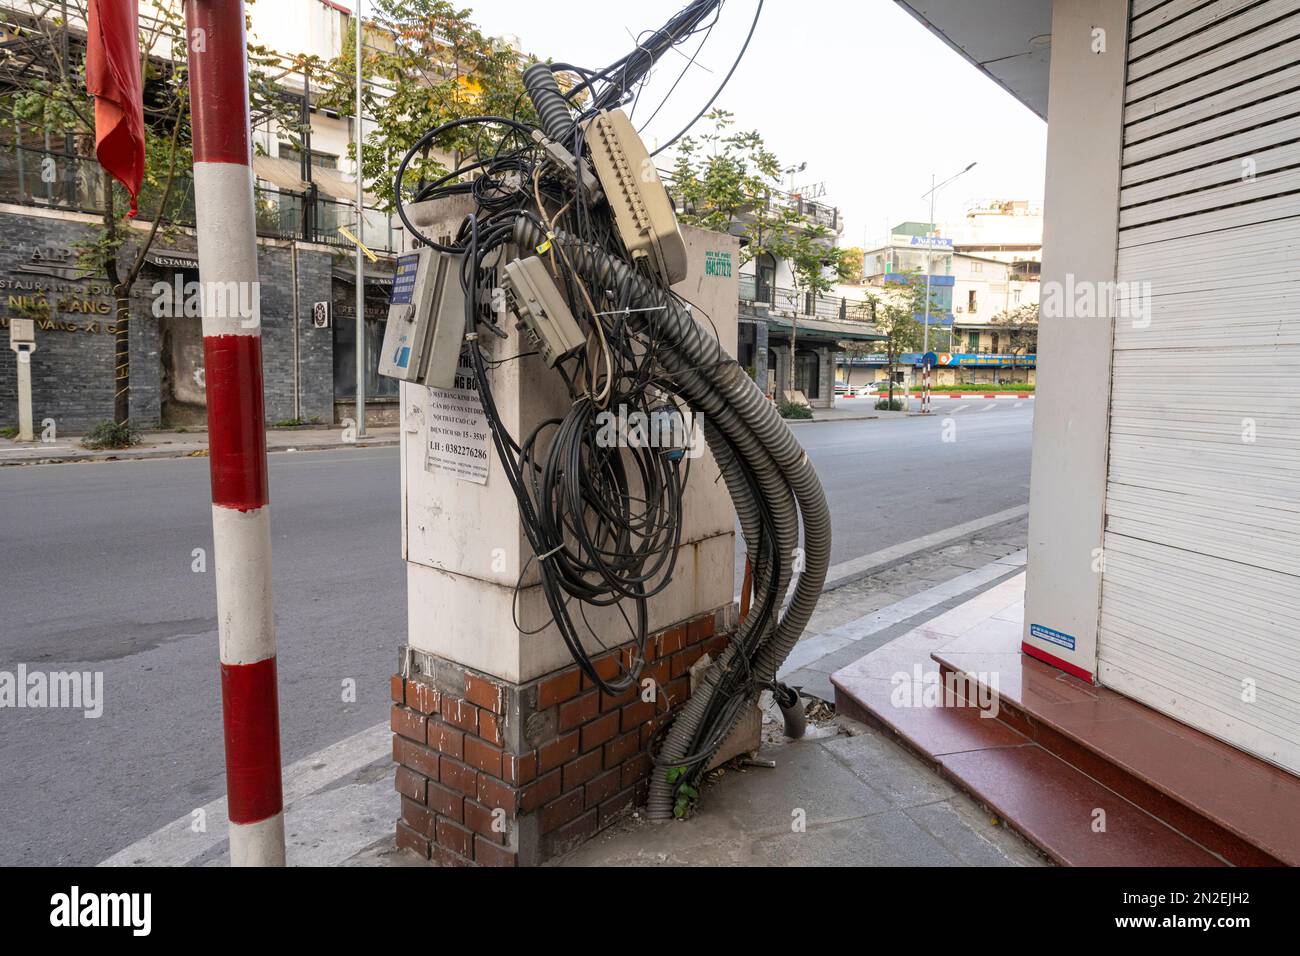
<box><xmin>510</xmin><ymin>219</ymin><xmax>830</xmax><ymax>820</ymax></box>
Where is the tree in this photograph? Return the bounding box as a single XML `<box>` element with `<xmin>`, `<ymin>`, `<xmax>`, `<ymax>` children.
<box><xmin>319</xmin><ymin>0</ymin><xmax>535</xmax><ymax>214</ymax></box>
<box><xmin>863</xmin><ymin>283</ymin><xmax>922</xmax><ymax>405</ymax></box>
<box><xmin>838</xmin><ymin>246</ymin><xmax>865</xmax><ymax>286</ymax></box>
<box><xmin>672</xmin><ymin>110</ymin><xmax>809</xmax><ymax>268</ymax></box>
<box><xmin>671</xmin><ymin>111</ymin><xmax>856</xmax><ymax>400</ymax></box>
<box><xmin>6</xmin><ymin>0</ymin><xmax>295</xmax><ymax>425</ymax></box>
<box><xmin>783</xmin><ymin>224</ymin><xmax>855</xmax><ymax>402</ymax></box>
<box><xmin>989</xmin><ymin>302</ymin><xmax>1039</xmax><ymax>380</ymax></box>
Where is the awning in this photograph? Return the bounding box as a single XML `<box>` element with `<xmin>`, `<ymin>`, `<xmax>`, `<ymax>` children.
<box><xmin>765</xmin><ymin>315</ymin><xmax>885</xmax><ymax>344</ymax></box>
<box><xmin>144</xmin><ymin>249</ymin><xmax>198</xmax><ymax>269</ymax></box>
<box><xmin>251</xmin><ymin>154</ymin><xmax>379</xmax><ymax>206</ymax></box>
<box><xmin>894</xmin><ymin>1</ymin><xmax>1052</xmax><ymax>119</ymax></box>
<box><xmin>332</xmin><ymin>266</ymin><xmax>394</xmax><ymax>286</ymax></box>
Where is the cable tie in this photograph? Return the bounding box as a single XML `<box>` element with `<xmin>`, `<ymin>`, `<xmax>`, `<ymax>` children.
<box><xmin>594</xmin><ymin>305</ymin><xmax>668</xmax><ymax>316</ymax></box>
<box><xmin>465</xmin><ymin>332</ymin><xmax>479</xmax><ymax>342</ymax></box>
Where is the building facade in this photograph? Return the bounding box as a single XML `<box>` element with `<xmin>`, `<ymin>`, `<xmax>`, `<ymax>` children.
<box><xmin>0</xmin><ymin>0</ymin><xmax>407</xmax><ymax>433</ymax></box>
<box><xmin>728</xmin><ymin>189</ymin><xmax>885</xmax><ymax>408</ymax></box>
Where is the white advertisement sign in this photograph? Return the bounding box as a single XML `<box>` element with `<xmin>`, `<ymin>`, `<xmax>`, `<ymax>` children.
<box><xmin>425</xmin><ymin>386</ymin><xmax>490</xmax><ymax>485</ymax></box>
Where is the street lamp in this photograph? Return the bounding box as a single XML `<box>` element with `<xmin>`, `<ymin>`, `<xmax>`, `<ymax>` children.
<box><xmin>920</xmin><ymin>162</ymin><xmax>977</xmax><ymax>362</ymax></box>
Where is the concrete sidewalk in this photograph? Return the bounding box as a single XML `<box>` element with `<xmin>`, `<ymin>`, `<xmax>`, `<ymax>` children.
<box><xmin>364</xmin><ymin>520</ymin><xmax>1040</xmax><ymax>867</ymax></box>
<box><xmin>95</xmin><ymin>512</ymin><xmax>1042</xmax><ymax>868</ymax></box>
<box><xmin>0</xmin><ymin>424</ymin><xmax>400</xmax><ymax>466</ymax></box>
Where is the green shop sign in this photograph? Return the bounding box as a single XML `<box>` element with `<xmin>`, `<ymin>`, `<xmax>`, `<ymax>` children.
<box><xmin>704</xmin><ymin>250</ymin><xmax>733</xmax><ymax>278</ymax></box>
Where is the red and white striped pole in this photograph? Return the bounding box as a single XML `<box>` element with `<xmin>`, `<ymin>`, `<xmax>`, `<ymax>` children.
<box><xmin>185</xmin><ymin>0</ymin><xmax>285</xmax><ymax>866</ymax></box>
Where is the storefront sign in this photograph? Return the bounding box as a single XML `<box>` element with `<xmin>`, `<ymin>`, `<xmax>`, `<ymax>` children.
<box><xmin>905</xmin><ymin>235</ymin><xmax>953</xmax><ymax>249</ymax></box>
<box><xmin>16</xmin><ymin>244</ymin><xmax>97</xmax><ymax>282</ymax></box>
<box><xmin>1</xmin><ymin>244</ymin><xmax>114</xmax><ymax>331</ymax></box>
<box><xmin>854</xmin><ymin>352</ymin><xmax>1036</xmax><ymax>367</ymax></box>
<box><xmin>144</xmin><ymin>250</ymin><xmax>199</xmax><ymax>270</ymax></box>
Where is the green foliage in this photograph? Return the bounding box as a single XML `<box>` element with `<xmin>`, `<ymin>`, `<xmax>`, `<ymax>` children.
<box><xmin>927</xmin><ymin>383</ymin><xmax>1034</xmax><ymax>393</ymax></box>
<box><xmin>671</xmin><ymin>110</ymin><xmax>854</xmax><ymax>296</ymax></box>
<box><xmin>318</xmin><ymin>0</ymin><xmax>536</xmax><ymax>213</ymax></box>
<box><xmin>664</xmin><ymin>766</ymin><xmax>698</xmax><ymax>819</ymax></box>
<box><xmin>778</xmin><ymin>400</ymin><xmax>813</xmax><ymax>420</ymax></box>
<box><xmin>1</xmin><ymin>426</ymin><xmax>18</xmax><ymax>440</ymax></box>
<box><xmin>875</xmin><ymin>398</ymin><xmax>904</xmax><ymax>411</ymax></box>
<box><xmin>841</xmin><ymin>246</ymin><xmax>866</xmax><ymax>284</ymax></box>
<box><xmin>671</xmin><ymin>110</ymin><xmax>782</xmax><ymax>248</ymax></box>
<box><xmin>989</xmin><ymin>303</ymin><xmax>1039</xmax><ymax>361</ymax></box>
<box><xmin>673</xmin><ymin>782</ymin><xmax>699</xmax><ymax>819</ymax></box>
<box><xmin>80</xmin><ymin>420</ymin><xmax>141</xmax><ymax>450</ymax></box>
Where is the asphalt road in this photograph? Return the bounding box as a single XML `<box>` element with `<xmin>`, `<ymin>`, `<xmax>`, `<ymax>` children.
<box><xmin>792</xmin><ymin>401</ymin><xmax>1034</xmax><ymax>567</ymax></box>
<box><xmin>0</xmin><ymin>402</ymin><xmax>1032</xmax><ymax>865</ymax></box>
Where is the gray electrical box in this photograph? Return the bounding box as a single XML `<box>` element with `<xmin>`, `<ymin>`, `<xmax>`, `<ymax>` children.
<box><xmin>583</xmin><ymin>109</ymin><xmax>688</xmax><ymax>286</ymax></box>
<box><xmin>378</xmin><ymin>247</ymin><xmax>465</xmax><ymax>388</ymax></box>
<box><xmin>502</xmin><ymin>257</ymin><xmax>587</xmax><ymax>367</ymax></box>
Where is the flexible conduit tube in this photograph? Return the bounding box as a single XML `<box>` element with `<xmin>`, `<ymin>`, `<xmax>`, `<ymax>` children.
<box><xmin>522</xmin><ymin>63</ymin><xmax>577</xmax><ymax>147</ymax></box>
<box><xmin>511</xmin><ymin>220</ymin><xmax>831</xmax><ymax>821</ymax></box>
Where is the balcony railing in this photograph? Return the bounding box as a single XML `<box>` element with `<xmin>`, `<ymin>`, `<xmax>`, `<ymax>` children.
<box><xmin>0</xmin><ymin>142</ymin><xmax>402</xmax><ymax>253</ymax></box>
<box><xmin>740</xmin><ymin>274</ymin><xmax>874</xmax><ymax>323</ymax></box>
<box><xmin>770</xmin><ymin>190</ymin><xmax>840</xmax><ymax>232</ymax></box>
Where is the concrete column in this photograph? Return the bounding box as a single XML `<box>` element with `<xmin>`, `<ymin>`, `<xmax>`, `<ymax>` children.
<box><xmin>1022</xmin><ymin>0</ymin><xmax>1130</xmax><ymax>682</ymax></box>
<box><xmin>754</xmin><ymin>318</ymin><xmax>769</xmax><ymax>389</ymax></box>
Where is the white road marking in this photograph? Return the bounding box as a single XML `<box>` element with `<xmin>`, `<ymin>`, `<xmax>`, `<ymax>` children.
<box><xmin>952</xmin><ymin>404</ymin><xmax>970</xmax><ymax>413</ymax></box>
<box><xmin>1015</xmin><ymin>402</ymin><xmax>1024</xmax><ymax>408</ymax></box>
<box><xmin>981</xmin><ymin>403</ymin><xmax>997</xmax><ymax>411</ymax></box>
<box><xmin>98</xmin><ymin>721</ymin><xmax>391</xmax><ymax>867</ymax></box>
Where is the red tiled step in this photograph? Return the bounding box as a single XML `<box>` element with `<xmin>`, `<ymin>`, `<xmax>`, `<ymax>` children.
<box><xmin>832</xmin><ymin>666</ymin><xmax>1223</xmax><ymax>867</ymax></box>
<box><xmin>933</xmin><ymin>648</ymin><xmax>1297</xmax><ymax>867</ymax></box>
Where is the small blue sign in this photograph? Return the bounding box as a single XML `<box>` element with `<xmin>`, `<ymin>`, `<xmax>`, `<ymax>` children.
<box><xmin>391</xmin><ymin>253</ymin><xmax>420</xmax><ymax>305</ymax></box>
<box><xmin>394</xmin><ymin>346</ymin><xmax>411</xmax><ymax>369</ymax></box>
<box><xmin>1030</xmin><ymin>624</ymin><xmax>1076</xmax><ymax>651</ymax></box>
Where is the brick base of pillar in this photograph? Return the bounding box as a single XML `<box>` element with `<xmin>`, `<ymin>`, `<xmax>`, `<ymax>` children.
<box><xmin>389</xmin><ymin>605</ymin><xmax>739</xmax><ymax>866</ymax></box>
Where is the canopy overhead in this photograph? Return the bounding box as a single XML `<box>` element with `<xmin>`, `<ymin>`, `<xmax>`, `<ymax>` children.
<box><xmin>895</xmin><ymin>0</ymin><xmax>1052</xmax><ymax>119</ymax></box>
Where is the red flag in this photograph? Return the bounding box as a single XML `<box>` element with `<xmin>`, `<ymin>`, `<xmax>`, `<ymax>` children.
<box><xmin>86</xmin><ymin>0</ymin><xmax>145</xmax><ymax>216</ymax></box>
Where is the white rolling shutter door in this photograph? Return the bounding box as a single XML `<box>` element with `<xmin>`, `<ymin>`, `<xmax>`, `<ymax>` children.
<box><xmin>1101</xmin><ymin>0</ymin><xmax>1300</xmax><ymax>774</ymax></box>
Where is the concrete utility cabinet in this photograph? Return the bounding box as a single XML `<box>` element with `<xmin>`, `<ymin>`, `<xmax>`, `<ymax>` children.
<box><xmin>389</xmin><ymin>217</ymin><xmax>747</xmax><ymax>865</ymax></box>
<box><xmin>9</xmin><ymin>318</ymin><xmax>36</xmax><ymax>442</ymax></box>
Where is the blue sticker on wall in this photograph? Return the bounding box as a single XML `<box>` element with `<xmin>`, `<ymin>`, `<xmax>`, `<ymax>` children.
<box><xmin>1030</xmin><ymin>624</ymin><xmax>1076</xmax><ymax>651</ymax></box>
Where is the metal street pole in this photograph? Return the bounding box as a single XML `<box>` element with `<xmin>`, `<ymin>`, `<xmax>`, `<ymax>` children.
<box><xmin>184</xmin><ymin>0</ymin><xmax>285</xmax><ymax>867</ymax></box>
<box><xmin>354</xmin><ymin>0</ymin><xmax>368</xmax><ymax>438</ymax></box>
<box><xmin>920</xmin><ymin>162</ymin><xmax>977</xmax><ymax>410</ymax></box>
<box><xmin>924</xmin><ymin>172</ymin><xmax>935</xmax><ymax>360</ymax></box>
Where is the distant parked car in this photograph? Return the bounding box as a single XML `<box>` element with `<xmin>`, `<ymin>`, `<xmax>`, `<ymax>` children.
<box><xmin>836</xmin><ymin>382</ymin><xmax>870</xmax><ymax>398</ymax></box>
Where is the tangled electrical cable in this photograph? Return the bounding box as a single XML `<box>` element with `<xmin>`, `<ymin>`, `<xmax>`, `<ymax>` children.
<box><xmin>390</xmin><ymin>0</ymin><xmax>828</xmax><ymax>820</ymax></box>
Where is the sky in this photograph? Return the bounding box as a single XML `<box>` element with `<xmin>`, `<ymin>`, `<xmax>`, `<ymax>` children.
<box><xmin>459</xmin><ymin>0</ymin><xmax>1049</xmax><ymax>248</ymax></box>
